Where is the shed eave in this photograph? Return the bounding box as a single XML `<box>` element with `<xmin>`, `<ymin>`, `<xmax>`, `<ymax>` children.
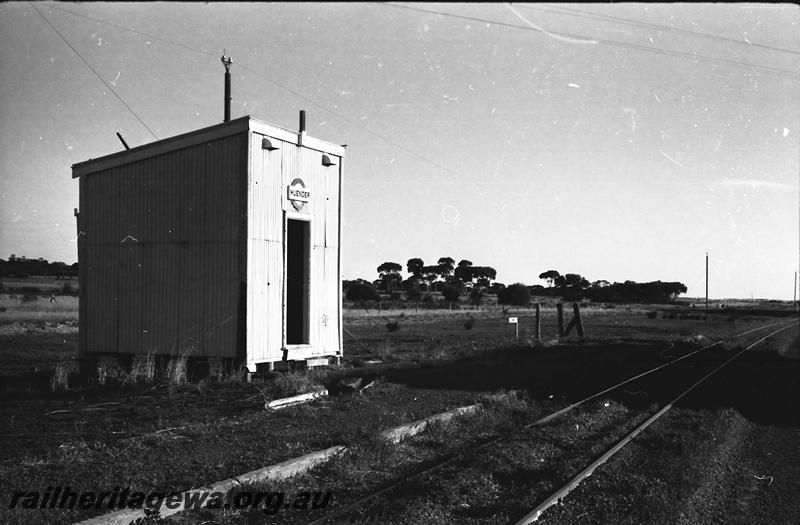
<box><xmin>72</xmin><ymin>115</ymin><xmax>346</xmax><ymax>179</ymax></box>
<box><xmin>248</xmin><ymin>117</ymin><xmax>346</xmax><ymax>158</ymax></box>
<box><xmin>72</xmin><ymin>116</ymin><xmax>252</xmax><ymax>178</ymax></box>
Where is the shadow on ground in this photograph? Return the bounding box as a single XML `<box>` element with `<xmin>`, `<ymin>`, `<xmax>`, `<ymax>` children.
<box><xmin>382</xmin><ymin>340</ymin><xmax>800</xmax><ymax>428</ymax></box>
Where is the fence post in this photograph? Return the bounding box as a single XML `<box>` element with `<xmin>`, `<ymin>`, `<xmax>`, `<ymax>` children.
<box><xmin>556</xmin><ymin>303</ymin><xmax>564</xmax><ymax>338</ymax></box>
<box><xmin>534</xmin><ymin>303</ymin><xmax>541</xmax><ymax>342</ymax></box>
<box><xmin>573</xmin><ymin>303</ymin><xmax>585</xmax><ymax>339</ymax></box>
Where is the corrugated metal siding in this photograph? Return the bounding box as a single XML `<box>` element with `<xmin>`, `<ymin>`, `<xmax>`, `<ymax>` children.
<box><xmin>300</xmin><ymin>146</ymin><xmax>341</xmax><ymax>357</ymax></box>
<box><xmin>246</xmin><ymin>133</ymin><xmax>289</xmax><ymax>363</ymax></box>
<box><xmin>78</xmin><ymin>132</ymin><xmax>246</xmax><ymax>358</ymax></box>
<box><xmin>246</xmin><ymin>132</ymin><xmax>342</xmax><ymax>364</ymax></box>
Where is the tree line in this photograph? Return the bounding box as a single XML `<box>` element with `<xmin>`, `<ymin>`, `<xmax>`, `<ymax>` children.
<box><xmin>345</xmin><ymin>259</ymin><xmax>687</xmax><ymax>307</ymax></box>
<box><xmin>1</xmin><ymin>257</ymin><xmax>78</xmax><ymax>279</ymax></box>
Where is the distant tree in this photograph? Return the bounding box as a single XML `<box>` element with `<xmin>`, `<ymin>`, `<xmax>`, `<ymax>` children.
<box><xmin>406</xmin><ymin>286</ymin><xmax>422</xmax><ymax>302</ymax></box>
<box><xmin>528</xmin><ymin>284</ymin><xmax>546</xmax><ymax>296</ymax></box>
<box><xmin>489</xmin><ymin>281</ymin><xmax>506</xmax><ymax>295</ymax></box>
<box><xmin>468</xmin><ymin>287</ymin><xmax>485</xmax><ymax>308</ymax></box>
<box><xmin>346</xmin><ymin>282</ymin><xmax>380</xmax><ymax>311</ymax></box>
<box><xmin>472</xmin><ymin>266</ymin><xmax>497</xmax><ymax>288</ymax></box>
<box><xmin>377</xmin><ymin>261</ymin><xmax>403</xmax><ymax>293</ymax></box>
<box><xmin>498</xmin><ymin>283</ymin><xmax>531</xmax><ymax>306</ymax></box>
<box><xmin>437</xmin><ymin>257</ymin><xmax>456</xmax><ymax>281</ymax></box>
<box><xmin>441</xmin><ymin>285</ymin><xmax>461</xmax><ymax>307</ymax></box>
<box><xmin>562</xmin><ymin>273</ymin><xmax>588</xmax><ymax>288</ymax></box>
<box><xmin>538</xmin><ymin>270</ymin><xmax>561</xmax><ymax>287</ymax></box>
<box><xmin>407</xmin><ymin>258</ymin><xmax>424</xmax><ymax>279</ymax></box>
<box><xmin>454</xmin><ymin>260</ymin><xmax>474</xmax><ymax>286</ymax></box>
<box><xmin>420</xmin><ymin>265</ymin><xmax>442</xmax><ymax>295</ymax></box>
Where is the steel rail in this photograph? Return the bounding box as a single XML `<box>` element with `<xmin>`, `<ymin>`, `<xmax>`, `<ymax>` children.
<box><xmin>513</xmin><ymin>322</ymin><xmax>798</xmax><ymax>524</ymax></box>
<box><xmin>305</xmin><ymin>320</ymin><xmax>795</xmax><ymax>524</ymax></box>
<box><xmin>533</xmin><ymin>319</ymin><xmax>795</xmax><ymax>425</ymax></box>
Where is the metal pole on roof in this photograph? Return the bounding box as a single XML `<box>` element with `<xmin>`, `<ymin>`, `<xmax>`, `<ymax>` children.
<box><xmin>221</xmin><ymin>53</ymin><xmax>232</xmax><ymax>122</ymax></box>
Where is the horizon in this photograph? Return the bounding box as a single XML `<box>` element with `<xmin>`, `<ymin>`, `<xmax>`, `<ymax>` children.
<box><xmin>1</xmin><ymin>3</ymin><xmax>798</xmax><ymax>300</ymax></box>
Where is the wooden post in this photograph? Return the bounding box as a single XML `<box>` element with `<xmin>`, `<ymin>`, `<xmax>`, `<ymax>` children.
<box><xmin>573</xmin><ymin>303</ymin><xmax>585</xmax><ymax>339</ymax></box>
<box><xmin>534</xmin><ymin>303</ymin><xmax>541</xmax><ymax>342</ymax></box>
<box><xmin>556</xmin><ymin>303</ymin><xmax>564</xmax><ymax>338</ymax></box>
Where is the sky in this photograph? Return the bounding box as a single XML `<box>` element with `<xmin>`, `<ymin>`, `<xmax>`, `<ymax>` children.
<box><xmin>0</xmin><ymin>2</ymin><xmax>798</xmax><ymax>300</ymax></box>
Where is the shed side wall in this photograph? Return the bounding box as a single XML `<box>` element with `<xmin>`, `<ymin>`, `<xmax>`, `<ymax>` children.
<box><xmin>79</xmin><ymin>133</ymin><xmax>247</xmax><ymax>358</ymax></box>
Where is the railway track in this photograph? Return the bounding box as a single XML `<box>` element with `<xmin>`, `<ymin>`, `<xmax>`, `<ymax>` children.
<box><xmin>301</xmin><ymin>319</ymin><xmax>798</xmax><ymax>525</ymax></box>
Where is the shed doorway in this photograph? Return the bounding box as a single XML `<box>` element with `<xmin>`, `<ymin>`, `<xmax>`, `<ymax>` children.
<box><xmin>286</xmin><ymin>218</ymin><xmax>310</xmax><ymax>345</ymax></box>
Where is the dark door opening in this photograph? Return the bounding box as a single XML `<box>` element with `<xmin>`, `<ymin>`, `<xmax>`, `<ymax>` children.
<box><xmin>286</xmin><ymin>218</ymin><xmax>310</xmax><ymax>345</ymax></box>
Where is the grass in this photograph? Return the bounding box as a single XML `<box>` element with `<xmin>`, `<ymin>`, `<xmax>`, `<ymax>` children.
<box><xmin>165</xmin><ymin>347</ymin><xmax>194</xmax><ymax>386</ymax></box>
<box><xmin>49</xmin><ymin>359</ymin><xmax>73</xmax><ymax>391</ymax></box>
<box><xmin>0</xmin><ymin>294</ymin><xmax>794</xmax><ymax>523</ymax></box>
<box><xmin>128</xmin><ymin>351</ymin><xmax>157</xmax><ymax>384</ymax></box>
<box><xmin>272</xmin><ymin>371</ymin><xmax>326</xmax><ymax>397</ymax></box>
<box><xmin>0</xmin><ymin>294</ymin><xmax>79</xmax><ymax>330</ymax></box>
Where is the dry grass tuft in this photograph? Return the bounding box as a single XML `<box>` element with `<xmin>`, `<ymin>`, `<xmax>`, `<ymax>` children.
<box><xmin>50</xmin><ymin>360</ymin><xmax>72</xmax><ymax>391</ymax></box>
<box><xmin>273</xmin><ymin>371</ymin><xmax>323</xmax><ymax>397</ymax></box>
<box><xmin>375</xmin><ymin>339</ymin><xmax>394</xmax><ymax>359</ymax></box>
<box><xmin>165</xmin><ymin>347</ymin><xmax>194</xmax><ymax>386</ymax></box>
<box><xmin>126</xmin><ymin>351</ymin><xmax>156</xmax><ymax>384</ymax></box>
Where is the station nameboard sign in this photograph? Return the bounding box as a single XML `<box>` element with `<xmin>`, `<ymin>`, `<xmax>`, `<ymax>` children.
<box><xmin>288</xmin><ymin>178</ymin><xmax>310</xmax><ymax>211</ymax></box>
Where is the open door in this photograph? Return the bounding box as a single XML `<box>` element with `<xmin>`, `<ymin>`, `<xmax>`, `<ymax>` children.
<box><xmin>285</xmin><ymin>217</ymin><xmax>311</xmax><ymax>345</ymax></box>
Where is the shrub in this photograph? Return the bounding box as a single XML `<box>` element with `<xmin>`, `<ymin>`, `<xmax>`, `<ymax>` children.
<box><xmin>498</xmin><ymin>283</ymin><xmax>531</xmax><ymax>306</ymax></box>
<box><xmin>441</xmin><ymin>285</ymin><xmax>461</xmax><ymax>305</ymax></box>
<box><xmin>386</xmin><ymin>320</ymin><xmax>400</xmax><ymax>332</ymax></box>
<box><xmin>346</xmin><ymin>282</ymin><xmax>380</xmax><ymax>311</ymax></box>
<box><xmin>464</xmin><ymin>316</ymin><xmax>475</xmax><ymax>330</ymax></box>
<box><xmin>346</xmin><ymin>282</ymin><xmax>379</xmax><ymax>302</ymax></box>
<box><xmin>646</xmin><ymin>311</ymin><xmax>658</xmax><ymax>319</ymax></box>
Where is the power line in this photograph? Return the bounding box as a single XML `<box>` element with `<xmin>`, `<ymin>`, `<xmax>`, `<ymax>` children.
<box><xmin>42</xmin><ymin>3</ymin><xmax>497</xmax><ymax>196</ymax></box>
<box><xmin>30</xmin><ymin>3</ymin><xmax>159</xmax><ymax>140</ymax></box>
<box><xmin>524</xmin><ymin>3</ymin><xmax>800</xmax><ymax>56</ymax></box>
<box><xmin>45</xmin><ymin>3</ymin><xmax>219</xmax><ymax>60</ymax></box>
<box><xmin>383</xmin><ymin>3</ymin><xmax>800</xmax><ymax>80</ymax></box>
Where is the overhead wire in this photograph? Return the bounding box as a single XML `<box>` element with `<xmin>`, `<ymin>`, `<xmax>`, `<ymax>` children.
<box><xmin>526</xmin><ymin>3</ymin><xmax>800</xmax><ymax>56</ymax></box>
<box><xmin>384</xmin><ymin>3</ymin><xmax>800</xmax><ymax>80</ymax></box>
<box><xmin>40</xmin><ymin>3</ymin><xmax>501</xmax><ymax>200</ymax></box>
<box><xmin>31</xmin><ymin>3</ymin><xmax>798</xmax><ymax>215</ymax></box>
<box><xmin>30</xmin><ymin>2</ymin><xmax>160</xmax><ymax>140</ymax></box>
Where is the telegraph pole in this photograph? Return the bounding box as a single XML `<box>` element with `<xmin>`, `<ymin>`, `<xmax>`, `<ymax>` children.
<box><xmin>794</xmin><ymin>271</ymin><xmax>797</xmax><ymax>311</ymax></box>
<box><xmin>705</xmin><ymin>252</ymin><xmax>709</xmax><ymax>313</ymax></box>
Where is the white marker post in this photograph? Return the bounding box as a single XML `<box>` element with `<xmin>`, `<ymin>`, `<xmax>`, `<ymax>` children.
<box><xmin>509</xmin><ymin>316</ymin><xmax>519</xmax><ymax>341</ymax></box>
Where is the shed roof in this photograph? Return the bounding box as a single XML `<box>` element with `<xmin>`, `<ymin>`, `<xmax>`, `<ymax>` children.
<box><xmin>72</xmin><ymin>116</ymin><xmax>346</xmax><ymax>178</ymax></box>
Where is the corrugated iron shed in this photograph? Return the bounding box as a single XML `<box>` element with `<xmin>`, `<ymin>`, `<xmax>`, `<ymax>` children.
<box><xmin>73</xmin><ymin>116</ymin><xmax>344</xmax><ymax>370</ymax></box>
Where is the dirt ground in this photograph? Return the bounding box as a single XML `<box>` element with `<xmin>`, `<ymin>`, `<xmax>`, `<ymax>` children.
<box><xmin>0</xmin><ymin>295</ymin><xmax>797</xmax><ymax>524</ymax></box>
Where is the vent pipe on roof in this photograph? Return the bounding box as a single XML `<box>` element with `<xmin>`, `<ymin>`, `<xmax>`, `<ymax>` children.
<box><xmin>298</xmin><ymin>110</ymin><xmax>306</xmax><ymax>145</ymax></box>
<box><xmin>221</xmin><ymin>53</ymin><xmax>232</xmax><ymax>122</ymax></box>
<box><xmin>116</xmin><ymin>132</ymin><xmax>130</xmax><ymax>150</ymax></box>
